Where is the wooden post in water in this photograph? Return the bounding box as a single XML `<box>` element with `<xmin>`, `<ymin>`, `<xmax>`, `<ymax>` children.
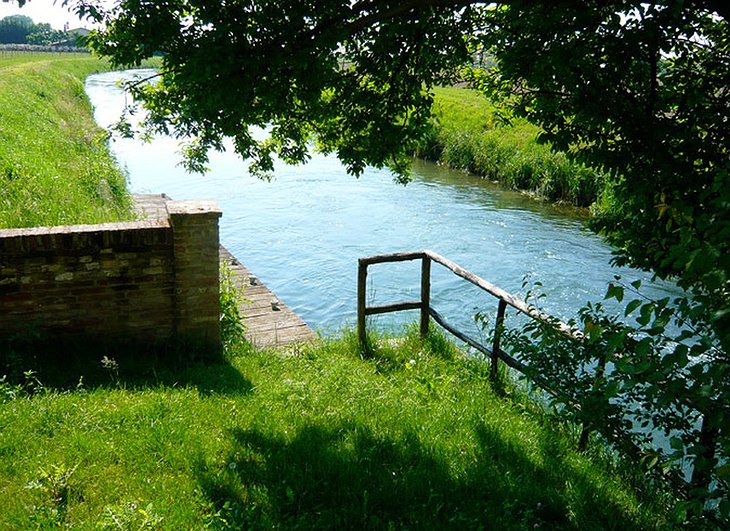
<box><xmin>357</xmin><ymin>259</ymin><xmax>368</xmax><ymax>346</ymax></box>
<box><xmin>491</xmin><ymin>299</ymin><xmax>507</xmax><ymax>381</ymax></box>
<box><xmin>420</xmin><ymin>256</ymin><xmax>431</xmax><ymax>338</ymax></box>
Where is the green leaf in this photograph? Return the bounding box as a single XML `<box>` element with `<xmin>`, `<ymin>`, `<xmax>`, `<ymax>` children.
<box><xmin>720</xmin><ymin>499</ymin><xmax>730</xmax><ymax>519</ymax></box>
<box><xmin>583</xmin><ymin>320</ymin><xmax>604</xmax><ymax>343</ymax></box>
<box><xmin>636</xmin><ymin>303</ymin><xmax>654</xmax><ymax>327</ymax></box>
<box><xmin>643</xmin><ymin>454</ymin><xmax>659</xmax><ymax>469</ymax></box>
<box><xmin>605</xmin><ymin>283</ymin><xmax>624</xmax><ymax>302</ymax></box>
<box><xmin>634</xmin><ymin>336</ymin><xmax>653</xmax><ymax>355</ymax></box>
<box><xmin>716</xmin><ymin>463</ymin><xmax>730</xmax><ymax>481</ymax></box>
<box><xmin>624</xmin><ymin>299</ymin><xmax>642</xmax><ymax>317</ymax></box>
<box><xmin>606</xmin><ymin>331</ymin><xmax>626</xmax><ymax>352</ymax></box>
<box><xmin>671</xmin><ymin>344</ymin><xmax>689</xmax><ymax>368</ymax></box>
<box><xmin>604</xmin><ymin>380</ymin><xmax>621</xmax><ymax>397</ymax></box>
<box><xmin>613</xmin><ymin>356</ymin><xmax>631</xmax><ymax>373</ymax></box>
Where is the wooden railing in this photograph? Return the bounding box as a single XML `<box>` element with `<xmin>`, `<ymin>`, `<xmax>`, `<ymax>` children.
<box><xmin>357</xmin><ymin>249</ymin><xmax>719</xmax><ymax>498</ymax></box>
<box><xmin>357</xmin><ymin>249</ymin><xmax>577</xmax><ymax>382</ymax></box>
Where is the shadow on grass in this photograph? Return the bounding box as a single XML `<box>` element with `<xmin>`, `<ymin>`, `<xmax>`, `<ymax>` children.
<box><xmin>0</xmin><ymin>338</ymin><xmax>253</xmax><ymax>397</ymax></box>
<box><xmin>195</xmin><ymin>421</ymin><xmax>646</xmax><ymax>530</ymax></box>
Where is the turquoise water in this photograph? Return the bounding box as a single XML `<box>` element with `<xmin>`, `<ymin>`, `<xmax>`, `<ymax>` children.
<box><xmin>86</xmin><ymin>70</ymin><xmax>678</xmax><ymax>338</ymax></box>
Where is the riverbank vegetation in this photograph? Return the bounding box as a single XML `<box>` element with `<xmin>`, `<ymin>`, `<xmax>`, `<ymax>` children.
<box><xmin>473</xmin><ymin>5</ymin><xmax>729</xmax><ymax>519</ymax></box>
<box><xmin>0</xmin><ymin>53</ymin><xmax>131</xmax><ymax>228</ymax></box>
<box><xmin>1</xmin><ymin>0</ymin><xmax>726</xmax><ymax>522</ymax></box>
<box><xmin>417</xmin><ymin>86</ymin><xmax>603</xmax><ymax>207</ymax></box>
<box><xmin>0</xmin><ymin>328</ymin><xmax>674</xmax><ymax>529</ymax></box>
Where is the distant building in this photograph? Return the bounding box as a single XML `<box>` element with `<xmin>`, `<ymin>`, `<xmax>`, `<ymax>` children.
<box><xmin>68</xmin><ymin>27</ymin><xmax>90</xmax><ymax>38</ymax></box>
<box><xmin>51</xmin><ymin>27</ymin><xmax>90</xmax><ymax>47</ymax></box>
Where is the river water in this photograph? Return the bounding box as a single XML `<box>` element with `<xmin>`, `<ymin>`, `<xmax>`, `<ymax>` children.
<box><xmin>86</xmin><ymin>70</ymin><xmax>678</xmax><ymax>338</ymax></box>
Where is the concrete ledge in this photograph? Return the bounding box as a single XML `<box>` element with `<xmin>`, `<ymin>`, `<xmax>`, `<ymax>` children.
<box><xmin>167</xmin><ymin>200</ymin><xmax>222</xmax><ymax>217</ymax></box>
<box><xmin>0</xmin><ymin>219</ymin><xmax>170</xmax><ymax>239</ymax></box>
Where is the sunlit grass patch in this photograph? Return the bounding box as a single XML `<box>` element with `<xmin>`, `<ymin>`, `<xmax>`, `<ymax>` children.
<box><xmin>0</xmin><ymin>54</ymin><xmax>132</xmax><ymax>228</ymax></box>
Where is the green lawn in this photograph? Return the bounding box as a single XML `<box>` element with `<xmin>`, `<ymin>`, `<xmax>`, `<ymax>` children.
<box><xmin>0</xmin><ymin>328</ymin><xmax>672</xmax><ymax>529</ymax></box>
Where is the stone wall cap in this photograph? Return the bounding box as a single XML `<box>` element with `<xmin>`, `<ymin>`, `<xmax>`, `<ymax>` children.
<box><xmin>0</xmin><ymin>219</ymin><xmax>169</xmax><ymax>238</ymax></box>
<box><xmin>166</xmin><ymin>200</ymin><xmax>222</xmax><ymax>217</ymax></box>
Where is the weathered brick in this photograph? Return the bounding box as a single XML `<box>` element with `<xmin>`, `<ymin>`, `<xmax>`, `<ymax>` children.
<box><xmin>0</xmin><ymin>196</ymin><xmax>221</xmax><ymax>358</ymax></box>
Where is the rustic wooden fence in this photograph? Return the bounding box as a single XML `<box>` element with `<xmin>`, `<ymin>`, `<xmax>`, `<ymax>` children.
<box><xmin>357</xmin><ymin>249</ymin><xmax>576</xmax><ymax>381</ymax></box>
<box><xmin>357</xmin><ymin>249</ymin><xmax>718</xmax><ymax>497</ymax></box>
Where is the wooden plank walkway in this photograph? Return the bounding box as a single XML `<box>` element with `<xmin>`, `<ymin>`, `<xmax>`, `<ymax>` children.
<box><xmin>218</xmin><ymin>246</ymin><xmax>318</xmax><ymax>348</ymax></box>
<box><xmin>134</xmin><ymin>194</ymin><xmax>318</xmax><ymax>349</ymax></box>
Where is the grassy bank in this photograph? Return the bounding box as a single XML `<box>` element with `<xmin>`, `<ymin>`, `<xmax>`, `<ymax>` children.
<box><xmin>417</xmin><ymin>87</ymin><xmax>603</xmax><ymax>207</ymax></box>
<box><xmin>0</xmin><ymin>328</ymin><xmax>672</xmax><ymax>529</ymax></box>
<box><xmin>0</xmin><ymin>53</ymin><xmax>132</xmax><ymax>228</ymax></box>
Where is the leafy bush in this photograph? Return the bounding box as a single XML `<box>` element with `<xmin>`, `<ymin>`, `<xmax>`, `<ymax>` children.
<box><xmin>495</xmin><ymin>280</ymin><xmax>729</xmax><ymax>524</ymax></box>
<box><xmin>220</xmin><ymin>264</ymin><xmax>247</xmax><ymax>353</ymax></box>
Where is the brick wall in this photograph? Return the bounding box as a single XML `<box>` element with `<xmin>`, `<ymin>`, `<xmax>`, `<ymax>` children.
<box><xmin>0</xmin><ymin>198</ymin><xmax>222</xmax><ymax>356</ymax></box>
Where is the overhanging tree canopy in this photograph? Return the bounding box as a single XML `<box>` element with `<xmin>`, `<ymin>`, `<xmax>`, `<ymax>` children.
<box><xmin>78</xmin><ymin>0</ymin><xmax>485</xmax><ymax>178</ymax></box>
<box><xmin>471</xmin><ymin>2</ymin><xmax>729</xmax><ymax>347</ymax></box>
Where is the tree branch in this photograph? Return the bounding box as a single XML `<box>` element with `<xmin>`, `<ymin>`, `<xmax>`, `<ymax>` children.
<box><xmin>124</xmin><ymin>71</ymin><xmax>166</xmax><ymax>90</ymax></box>
<box><xmin>346</xmin><ymin>0</ymin><xmax>476</xmax><ymax>34</ymax></box>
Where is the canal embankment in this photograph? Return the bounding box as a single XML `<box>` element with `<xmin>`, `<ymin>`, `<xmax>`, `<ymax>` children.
<box><xmin>88</xmin><ymin>69</ymin><xmax>678</xmax><ymax>339</ymax></box>
<box><xmin>415</xmin><ymin>86</ymin><xmax>604</xmax><ymax>208</ymax></box>
<box><xmin>0</xmin><ymin>54</ymin><xmax>132</xmax><ymax>229</ymax></box>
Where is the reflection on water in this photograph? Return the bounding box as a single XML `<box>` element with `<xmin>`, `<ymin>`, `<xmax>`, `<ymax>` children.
<box><xmin>86</xmin><ymin>70</ymin><xmax>678</xmax><ymax>336</ymax></box>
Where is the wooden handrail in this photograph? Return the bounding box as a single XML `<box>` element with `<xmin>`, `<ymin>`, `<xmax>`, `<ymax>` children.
<box><xmin>357</xmin><ymin>250</ymin><xmax>580</xmax><ymax>346</ymax></box>
<box><xmin>426</xmin><ymin>250</ymin><xmax>579</xmax><ymax>338</ymax></box>
<box><xmin>357</xmin><ymin>249</ymin><xmax>710</xmax><ymax>496</ymax></box>
<box><xmin>357</xmin><ymin>249</ymin><xmax>580</xmax><ymax>371</ymax></box>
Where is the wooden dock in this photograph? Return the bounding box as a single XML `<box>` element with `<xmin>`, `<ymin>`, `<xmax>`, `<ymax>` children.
<box><xmin>220</xmin><ymin>247</ymin><xmax>319</xmax><ymax>348</ymax></box>
<box><xmin>134</xmin><ymin>194</ymin><xmax>318</xmax><ymax>349</ymax></box>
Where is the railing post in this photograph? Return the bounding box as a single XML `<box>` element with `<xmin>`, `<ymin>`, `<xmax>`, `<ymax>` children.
<box><xmin>420</xmin><ymin>255</ymin><xmax>431</xmax><ymax>338</ymax></box>
<box><xmin>690</xmin><ymin>413</ymin><xmax>719</xmax><ymax>494</ymax></box>
<box><xmin>579</xmin><ymin>352</ymin><xmax>607</xmax><ymax>451</ymax></box>
<box><xmin>357</xmin><ymin>259</ymin><xmax>368</xmax><ymax>346</ymax></box>
<box><xmin>491</xmin><ymin>299</ymin><xmax>507</xmax><ymax>381</ymax></box>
